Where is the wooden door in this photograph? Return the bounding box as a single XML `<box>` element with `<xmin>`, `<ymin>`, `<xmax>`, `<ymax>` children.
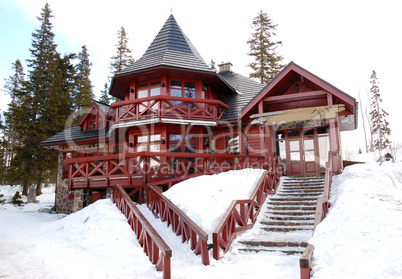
<box><xmin>303</xmin><ymin>135</ymin><xmax>318</xmax><ymax>175</ymax></box>
<box><xmin>288</xmin><ymin>138</ymin><xmax>303</xmax><ymax>176</ymax></box>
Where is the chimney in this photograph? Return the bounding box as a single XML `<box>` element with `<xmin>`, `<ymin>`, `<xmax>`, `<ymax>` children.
<box><xmin>218</xmin><ymin>62</ymin><xmax>233</xmax><ymax>73</ymax></box>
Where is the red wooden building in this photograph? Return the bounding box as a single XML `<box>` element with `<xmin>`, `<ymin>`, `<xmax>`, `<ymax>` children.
<box><xmin>41</xmin><ymin>15</ymin><xmax>357</xmax><ymax>213</ymax></box>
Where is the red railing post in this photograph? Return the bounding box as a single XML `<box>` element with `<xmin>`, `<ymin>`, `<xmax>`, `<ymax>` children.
<box><xmin>146</xmin><ymin>184</ymin><xmax>210</xmax><ymax>265</ymax></box>
<box><xmin>113</xmin><ymin>184</ymin><xmax>172</xmax><ymax>279</ymax></box>
<box><xmin>212</xmin><ymin>160</ymin><xmax>281</xmax><ymax>260</ymax></box>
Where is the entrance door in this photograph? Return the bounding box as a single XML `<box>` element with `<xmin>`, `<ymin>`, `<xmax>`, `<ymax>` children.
<box><xmin>303</xmin><ymin>135</ymin><xmax>318</xmax><ymax>175</ymax></box>
<box><xmin>279</xmin><ymin>128</ymin><xmax>320</xmax><ymax>176</ymax></box>
<box><xmin>288</xmin><ymin>138</ymin><xmax>303</xmax><ymax>176</ymax></box>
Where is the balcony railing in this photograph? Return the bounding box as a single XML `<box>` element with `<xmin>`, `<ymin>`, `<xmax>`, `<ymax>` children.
<box><xmin>63</xmin><ymin>152</ymin><xmax>268</xmax><ymax>190</ymax></box>
<box><xmin>108</xmin><ymin>96</ymin><xmax>229</xmax><ymax>124</ymax></box>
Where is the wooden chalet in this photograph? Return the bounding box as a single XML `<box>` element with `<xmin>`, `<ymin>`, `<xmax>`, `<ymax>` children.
<box><xmin>41</xmin><ymin>15</ymin><xmax>357</xmax><ymax>214</ymax></box>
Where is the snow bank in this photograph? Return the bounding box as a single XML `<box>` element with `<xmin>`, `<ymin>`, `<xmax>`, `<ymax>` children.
<box><xmin>163</xmin><ymin>168</ymin><xmax>266</xmax><ymax>235</ymax></box>
<box><xmin>0</xmin><ymin>192</ymin><xmax>159</xmax><ymax>279</ymax></box>
<box><xmin>310</xmin><ymin>162</ymin><xmax>402</xmax><ymax>278</ymax></box>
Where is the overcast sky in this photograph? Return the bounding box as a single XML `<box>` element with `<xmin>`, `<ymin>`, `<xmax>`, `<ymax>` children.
<box><xmin>1</xmin><ymin>0</ymin><xmax>401</xmax><ymax>152</ymax></box>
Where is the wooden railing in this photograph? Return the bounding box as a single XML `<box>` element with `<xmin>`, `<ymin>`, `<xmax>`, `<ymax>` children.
<box><xmin>113</xmin><ymin>184</ymin><xmax>172</xmax><ymax>279</ymax></box>
<box><xmin>300</xmin><ymin>157</ymin><xmax>333</xmax><ymax>279</ymax></box>
<box><xmin>212</xmin><ymin>157</ymin><xmax>281</xmax><ymax>260</ymax></box>
<box><xmin>63</xmin><ymin>152</ymin><xmax>266</xmax><ymax>190</ymax></box>
<box><xmin>146</xmin><ymin>184</ymin><xmax>210</xmax><ymax>266</ymax></box>
<box><xmin>108</xmin><ymin>96</ymin><xmax>229</xmax><ymax>124</ymax></box>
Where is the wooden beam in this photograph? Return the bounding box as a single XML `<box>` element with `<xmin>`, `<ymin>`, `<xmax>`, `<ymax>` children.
<box><xmin>250</xmin><ymin>104</ymin><xmax>345</xmax><ymax>125</ymax></box>
<box><xmin>262</xmin><ymin>90</ymin><xmax>328</xmax><ymax>104</ymax></box>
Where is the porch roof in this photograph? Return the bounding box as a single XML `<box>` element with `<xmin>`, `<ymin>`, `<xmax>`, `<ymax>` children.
<box><xmin>40</xmin><ymin>126</ymin><xmax>108</xmax><ymax>149</ymax></box>
<box><xmin>240</xmin><ymin>62</ymin><xmax>357</xmax><ymax>128</ymax></box>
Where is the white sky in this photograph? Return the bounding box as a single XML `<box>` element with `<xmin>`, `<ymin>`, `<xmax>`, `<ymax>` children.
<box><xmin>1</xmin><ymin>0</ymin><xmax>401</xmax><ymax>151</ymax></box>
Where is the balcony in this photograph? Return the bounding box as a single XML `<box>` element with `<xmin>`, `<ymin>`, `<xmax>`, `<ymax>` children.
<box><xmin>63</xmin><ymin>152</ymin><xmax>268</xmax><ymax>190</ymax></box>
<box><xmin>108</xmin><ymin>96</ymin><xmax>229</xmax><ymax>126</ymax></box>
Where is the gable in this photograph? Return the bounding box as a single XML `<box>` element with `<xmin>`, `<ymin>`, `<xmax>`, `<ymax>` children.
<box><xmin>78</xmin><ymin>102</ymin><xmax>109</xmax><ymax>131</ymax></box>
<box><xmin>240</xmin><ymin>62</ymin><xmax>357</xmax><ymax>129</ymax></box>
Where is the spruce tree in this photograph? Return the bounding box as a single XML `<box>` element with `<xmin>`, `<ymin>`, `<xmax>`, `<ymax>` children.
<box><xmin>2</xmin><ymin>60</ymin><xmax>25</xmax><ymax>172</ymax></box>
<box><xmin>99</xmin><ymin>82</ymin><xmax>112</xmax><ymax>105</ymax></box>
<box><xmin>110</xmin><ymin>26</ymin><xmax>135</xmax><ymax>74</ymax></box>
<box><xmin>10</xmin><ymin>3</ymin><xmax>75</xmax><ymax>195</ymax></box>
<box><xmin>74</xmin><ymin>45</ymin><xmax>94</xmax><ymax>111</ymax></box>
<box><xmin>109</xmin><ymin>26</ymin><xmax>134</xmax><ymax>102</ymax></box>
<box><xmin>247</xmin><ymin>10</ymin><xmax>284</xmax><ymax>84</ymax></box>
<box><xmin>369</xmin><ymin>70</ymin><xmax>391</xmax><ymax>163</ymax></box>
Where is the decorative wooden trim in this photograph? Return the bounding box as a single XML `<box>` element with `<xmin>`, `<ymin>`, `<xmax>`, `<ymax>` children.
<box><xmin>262</xmin><ymin>90</ymin><xmax>328</xmax><ymax>104</ymax></box>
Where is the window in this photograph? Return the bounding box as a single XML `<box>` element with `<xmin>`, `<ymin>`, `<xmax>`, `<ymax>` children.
<box><xmin>170</xmin><ymin>80</ymin><xmax>196</xmax><ymax>107</ymax></box>
<box><xmin>85</xmin><ymin>111</ymin><xmax>104</xmax><ymax>131</ymax></box>
<box><xmin>89</xmin><ymin>121</ymin><xmax>96</xmax><ymax>130</ymax></box>
<box><xmin>137</xmin><ymin>81</ymin><xmax>161</xmax><ymax>112</ymax></box>
<box><xmin>169</xmin><ymin>134</ymin><xmax>197</xmax><ymax>153</ymax></box>
<box><xmin>135</xmin><ymin>134</ymin><xmax>161</xmax><ymax>152</ymax></box>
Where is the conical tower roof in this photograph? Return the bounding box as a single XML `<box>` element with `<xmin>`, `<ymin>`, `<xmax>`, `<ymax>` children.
<box><xmin>118</xmin><ymin>15</ymin><xmax>214</xmax><ymax>75</ymax></box>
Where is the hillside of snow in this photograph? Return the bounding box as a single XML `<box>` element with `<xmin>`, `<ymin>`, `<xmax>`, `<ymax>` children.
<box><xmin>1</xmin><ymin>162</ymin><xmax>401</xmax><ymax>278</ymax></box>
<box><xmin>310</xmin><ymin>161</ymin><xmax>402</xmax><ymax>278</ymax></box>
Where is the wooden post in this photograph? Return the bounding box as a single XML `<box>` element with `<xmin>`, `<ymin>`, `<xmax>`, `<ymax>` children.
<box><xmin>300</xmin><ymin>244</ymin><xmax>314</xmax><ymax>279</ymax></box>
<box><xmin>258</xmin><ymin>101</ymin><xmax>265</xmax><ymax>154</ymax></box>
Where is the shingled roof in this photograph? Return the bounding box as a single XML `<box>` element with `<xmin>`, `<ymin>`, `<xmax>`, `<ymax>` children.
<box><xmin>40</xmin><ymin>126</ymin><xmax>108</xmax><ymax>149</ymax></box>
<box><xmin>219</xmin><ymin>71</ymin><xmax>265</xmax><ymax>121</ymax></box>
<box><xmin>117</xmin><ymin>15</ymin><xmax>214</xmax><ymax>75</ymax></box>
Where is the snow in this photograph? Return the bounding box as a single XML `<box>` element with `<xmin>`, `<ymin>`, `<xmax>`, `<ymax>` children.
<box><xmin>310</xmin><ymin>162</ymin><xmax>402</xmax><ymax>278</ymax></box>
<box><xmin>162</xmin><ymin>168</ymin><xmax>266</xmax><ymax>236</ymax></box>
<box><xmin>1</xmin><ymin>162</ymin><xmax>402</xmax><ymax>278</ymax></box>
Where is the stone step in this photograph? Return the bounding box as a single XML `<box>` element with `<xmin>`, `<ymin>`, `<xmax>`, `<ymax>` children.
<box><xmin>239</xmin><ymin>240</ymin><xmax>308</xmax><ymax>248</ymax></box>
<box><xmin>284</xmin><ymin>179</ymin><xmax>324</xmax><ymax>183</ymax></box>
<box><xmin>238</xmin><ymin>247</ymin><xmax>305</xmax><ymax>255</ymax></box>
<box><xmin>268</xmin><ymin>201</ymin><xmax>317</xmax><ymax>206</ymax></box>
<box><xmin>282</xmin><ymin>182</ymin><xmax>324</xmax><ymax>186</ymax></box>
<box><xmin>268</xmin><ymin>211</ymin><xmax>316</xmax><ymax>216</ymax></box>
<box><xmin>279</xmin><ymin>189</ymin><xmax>324</xmax><ymax>193</ymax></box>
<box><xmin>267</xmin><ymin>205</ymin><xmax>317</xmax><ymax>211</ymax></box>
<box><xmin>276</xmin><ymin>193</ymin><xmax>323</xmax><ymax>197</ymax></box>
<box><xmin>262</xmin><ymin>226</ymin><xmax>313</xmax><ymax>232</ymax></box>
<box><xmin>267</xmin><ymin>215</ymin><xmax>315</xmax><ymax>221</ymax></box>
<box><xmin>269</xmin><ymin>196</ymin><xmax>319</xmax><ymax>202</ymax></box>
<box><xmin>281</xmin><ymin>185</ymin><xmax>324</xmax><ymax>190</ymax></box>
<box><xmin>261</xmin><ymin>221</ymin><xmax>314</xmax><ymax>226</ymax></box>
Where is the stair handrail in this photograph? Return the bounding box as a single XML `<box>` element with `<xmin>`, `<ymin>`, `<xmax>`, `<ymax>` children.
<box><xmin>146</xmin><ymin>184</ymin><xmax>210</xmax><ymax>266</ymax></box>
<box><xmin>113</xmin><ymin>184</ymin><xmax>172</xmax><ymax>279</ymax></box>
<box><xmin>300</xmin><ymin>154</ymin><xmax>333</xmax><ymax>279</ymax></box>
<box><xmin>212</xmin><ymin>157</ymin><xmax>280</xmax><ymax>260</ymax></box>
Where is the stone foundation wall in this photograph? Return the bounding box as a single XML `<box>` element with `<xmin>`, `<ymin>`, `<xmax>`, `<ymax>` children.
<box><xmin>73</xmin><ymin>188</ymin><xmax>92</xmax><ymax>212</ymax></box>
<box><xmin>54</xmin><ymin>151</ymin><xmax>73</xmax><ymax>213</ymax></box>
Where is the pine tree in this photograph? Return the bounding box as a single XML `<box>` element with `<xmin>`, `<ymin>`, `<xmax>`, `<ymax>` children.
<box><xmin>74</xmin><ymin>45</ymin><xmax>94</xmax><ymax>111</ymax></box>
<box><xmin>10</xmin><ymin>3</ymin><xmax>75</xmax><ymax>195</ymax></box>
<box><xmin>247</xmin><ymin>10</ymin><xmax>284</xmax><ymax>84</ymax></box>
<box><xmin>369</xmin><ymin>70</ymin><xmax>391</xmax><ymax>164</ymax></box>
<box><xmin>99</xmin><ymin>82</ymin><xmax>112</xmax><ymax>105</ymax></box>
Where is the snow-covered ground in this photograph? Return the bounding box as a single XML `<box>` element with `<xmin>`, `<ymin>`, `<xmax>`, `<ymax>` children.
<box><xmin>1</xmin><ymin>162</ymin><xmax>401</xmax><ymax>278</ymax></box>
<box><xmin>310</xmin><ymin>161</ymin><xmax>402</xmax><ymax>278</ymax></box>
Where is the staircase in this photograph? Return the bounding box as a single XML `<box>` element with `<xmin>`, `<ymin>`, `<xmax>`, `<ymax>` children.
<box><xmin>237</xmin><ymin>176</ymin><xmax>324</xmax><ymax>255</ymax></box>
